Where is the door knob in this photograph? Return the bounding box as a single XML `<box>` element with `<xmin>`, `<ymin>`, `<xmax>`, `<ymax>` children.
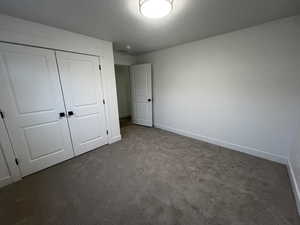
<box><xmin>68</xmin><ymin>111</ymin><xmax>74</xmax><ymax>116</ymax></box>
<box><xmin>148</xmin><ymin>99</ymin><xmax>152</xmax><ymax>102</ymax></box>
<box><xmin>59</xmin><ymin>112</ymin><xmax>66</xmax><ymax>118</ymax></box>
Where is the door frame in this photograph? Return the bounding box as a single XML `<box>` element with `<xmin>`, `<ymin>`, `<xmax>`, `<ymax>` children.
<box><xmin>96</xmin><ymin>57</ymin><xmax>111</xmax><ymax>143</ymax></box>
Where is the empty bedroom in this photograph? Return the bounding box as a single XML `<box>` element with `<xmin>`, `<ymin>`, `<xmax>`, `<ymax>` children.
<box><xmin>0</xmin><ymin>0</ymin><xmax>300</xmax><ymax>224</ymax></box>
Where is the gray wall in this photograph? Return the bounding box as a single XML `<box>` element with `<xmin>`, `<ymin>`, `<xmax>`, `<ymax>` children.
<box><xmin>114</xmin><ymin>51</ymin><xmax>136</xmax><ymax>66</ymax></box>
<box><xmin>138</xmin><ymin>16</ymin><xmax>300</xmax><ymax>164</ymax></box>
<box><xmin>115</xmin><ymin>65</ymin><xmax>131</xmax><ymax>118</ymax></box>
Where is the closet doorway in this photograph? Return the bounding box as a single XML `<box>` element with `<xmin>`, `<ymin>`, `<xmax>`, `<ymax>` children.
<box><xmin>0</xmin><ymin>42</ymin><xmax>109</xmax><ymax>176</ymax></box>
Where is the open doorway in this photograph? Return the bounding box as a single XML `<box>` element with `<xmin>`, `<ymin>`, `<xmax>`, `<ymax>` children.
<box><xmin>115</xmin><ymin>63</ymin><xmax>153</xmax><ymax>128</ymax></box>
<box><xmin>115</xmin><ymin>65</ymin><xmax>132</xmax><ymax>127</ymax></box>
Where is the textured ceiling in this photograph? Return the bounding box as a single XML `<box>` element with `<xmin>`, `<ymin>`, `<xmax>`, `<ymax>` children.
<box><xmin>0</xmin><ymin>0</ymin><xmax>299</xmax><ymax>54</ymax></box>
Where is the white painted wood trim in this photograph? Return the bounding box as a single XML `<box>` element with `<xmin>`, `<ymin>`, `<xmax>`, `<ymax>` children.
<box><xmin>0</xmin><ymin>118</ymin><xmax>22</xmax><ymax>183</ymax></box>
<box><xmin>155</xmin><ymin>123</ymin><xmax>288</xmax><ymax>164</ymax></box>
<box><xmin>287</xmin><ymin>160</ymin><xmax>300</xmax><ymax>215</ymax></box>
<box><xmin>0</xmin><ymin>13</ymin><xmax>121</xmax><ymax>146</ymax></box>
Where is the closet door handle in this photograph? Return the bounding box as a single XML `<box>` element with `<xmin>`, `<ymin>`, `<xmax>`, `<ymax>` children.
<box><xmin>68</xmin><ymin>111</ymin><xmax>74</xmax><ymax>117</ymax></box>
<box><xmin>148</xmin><ymin>98</ymin><xmax>152</xmax><ymax>102</ymax></box>
<box><xmin>59</xmin><ymin>112</ymin><xmax>66</xmax><ymax>118</ymax></box>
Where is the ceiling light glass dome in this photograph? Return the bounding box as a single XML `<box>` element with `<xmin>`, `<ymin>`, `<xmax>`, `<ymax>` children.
<box><xmin>139</xmin><ymin>0</ymin><xmax>173</xmax><ymax>19</ymax></box>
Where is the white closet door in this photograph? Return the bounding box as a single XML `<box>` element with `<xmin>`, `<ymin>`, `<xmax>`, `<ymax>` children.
<box><xmin>0</xmin><ymin>43</ymin><xmax>74</xmax><ymax>176</ymax></box>
<box><xmin>130</xmin><ymin>64</ymin><xmax>153</xmax><ymax>127</ymax></box>
<box><xmin>0</xmin><ymin>117</ymin><xmax>21</xmax><ymax>187</ymax></box>
<box><xmin>56</xmin><ymin>52</ymin><xmax>108</xmax><ymax>156</ymax></box>
<box><xmin>0</xmin><ymin>144</ymin><xmax>12</xmax><ymax>188</ymax></box>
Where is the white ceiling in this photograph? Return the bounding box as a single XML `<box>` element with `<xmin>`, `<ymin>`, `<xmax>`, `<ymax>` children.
<box><xmin>0</xmin><ymin>0</ymin><xmax>299</xmax><ymax>54</ymax></box>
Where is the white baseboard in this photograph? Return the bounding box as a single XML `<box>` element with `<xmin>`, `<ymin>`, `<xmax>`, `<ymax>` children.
<box><xmin>287</xmin><ymin>160</ymin><xmax>300</xmax><ymax>215</ymax></box>
<box><xmin>109</xmin><ymin>134</ymin><xmax>122</xmax><ymax>144</ymax></box>
<box><xmin>288</xmin><ymin>160</ymin><xmax>300</xmax><ymax>215</ymax></box>
<box><xmin>155</xmin><ymin>123</ymin><xmax>287</xmax><ymax>165</ymax></box>
<box><xmin>0</xmin><ymin>177</ymin><xmax>13</xmax><ymax>188</ymax></box>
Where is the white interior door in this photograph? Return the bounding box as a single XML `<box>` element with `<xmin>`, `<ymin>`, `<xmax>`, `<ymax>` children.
<box><xmin>130</xmin><ymin>64</ymin><xmax>153</xmax><ymax>127</ymax></box>
<box><xmin>0</xmin><ymin>43</ymin><xmax>74</xmax><ymax>176</ymax></box>
<box><xmin>56</xmin><ymin>51</ymin><xmax>108</xmax><ymax>156</ymax></box>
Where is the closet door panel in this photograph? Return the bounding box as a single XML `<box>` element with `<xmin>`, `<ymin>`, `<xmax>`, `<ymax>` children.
<box><xmin>0</xmin><ymin>144</ymin><xmax>12</xmax><ymax>188</ymax></box>
<box><xmin>56</xmin><ymin>52</ymin><xmax>108</xmax><ymax>156</ymax></box>
<box><xmin>0</xmin><ymin>43</ymin><xmax>74</xmax><ymax>176</ymax></box>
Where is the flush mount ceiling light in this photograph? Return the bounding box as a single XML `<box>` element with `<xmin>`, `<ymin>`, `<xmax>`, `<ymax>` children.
<box><xmin>139</xmin><ymin>0</ymin><xmax>173</xmax><ymax>19</ymax></box>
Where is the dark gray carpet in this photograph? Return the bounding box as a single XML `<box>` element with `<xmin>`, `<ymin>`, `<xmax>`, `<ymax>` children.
<box><xmin>0</xmin><ymin>125</ymin><xmax>299</xmax><ymax>225</ymax></box>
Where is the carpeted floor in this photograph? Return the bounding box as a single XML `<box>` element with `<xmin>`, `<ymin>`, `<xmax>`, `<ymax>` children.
<box><xmin>119</xmin><ymin>117</ymin><xmax>132</xmax><ymax>128</ymax></box>
<box><xmin>0</xmin><ymin>125</ymin><xmax>299</xmax><ymax>225</ymax></box>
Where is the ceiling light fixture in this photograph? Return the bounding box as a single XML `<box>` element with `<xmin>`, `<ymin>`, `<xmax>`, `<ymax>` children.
<box><xmin>139</xmin><ymin>0</ymin><xmax>173</xmax><ymax>19</ymax></box>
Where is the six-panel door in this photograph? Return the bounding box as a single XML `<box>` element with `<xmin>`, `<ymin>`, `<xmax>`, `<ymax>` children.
<box><xmin>56</xmin><ymin>51</ymin><xmax>108</xmax><ymax>156</ymax></box>
<box><xmin>0</xmin><ymin>43</ymin><xmax>74</xmax><ymax>176</ymax></box>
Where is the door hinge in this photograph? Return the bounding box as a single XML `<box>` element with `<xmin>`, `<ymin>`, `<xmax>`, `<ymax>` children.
<box><xmin>103</xmin><ymin>99</ymin><xmax>106</xmax><ymax>105</ymax></box>
<box><xmin>99</xmin><ymin>65</ymin><xmax>102</xmax><ymax>70</ymax></box>
<box><xmin>106</xmin><ymin>130</ymin><xmax>109</xmax><ymax>135</ymax></box>
<box><xmin>0</xmin><ymin>110</ymin><xmax>4</xmax><ymax>119</ymax></box>
<box><xmin>15</xmin><ymin>158</ymin><xmax>19</xmax><ymax>165</ymax></box>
